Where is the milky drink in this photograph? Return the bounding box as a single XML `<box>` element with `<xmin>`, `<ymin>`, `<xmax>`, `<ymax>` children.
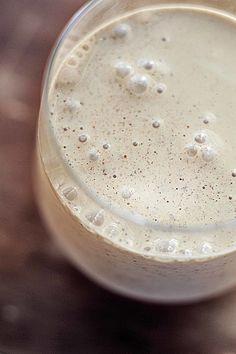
<box><xmin>37</xmin><ymin>4</ymin><xmax>236</xmax><ymax>302</ymax></box>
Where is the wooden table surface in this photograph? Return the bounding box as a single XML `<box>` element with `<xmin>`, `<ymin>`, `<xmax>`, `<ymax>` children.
<box><xmin>0</xmin><ymin>1</ymin><xmax>236</xmax><ymax>353</ymax></box>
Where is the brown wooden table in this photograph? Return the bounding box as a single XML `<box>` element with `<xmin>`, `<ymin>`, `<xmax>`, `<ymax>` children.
<box><xmin>0</xmin><ymin>1</ymin><xmax>236</xmax><ymax>353</ymax></box>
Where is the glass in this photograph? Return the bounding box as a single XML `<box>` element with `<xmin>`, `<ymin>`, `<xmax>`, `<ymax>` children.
<box><xmin>36</xmin><ymin>0</ymin><xmax>236</xmax><ymax>303</ymax></box>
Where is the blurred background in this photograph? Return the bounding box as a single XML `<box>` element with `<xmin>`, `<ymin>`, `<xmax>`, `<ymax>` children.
<box><xmin>0</xmin><ymin>1</ymin><xmax>236</xmax><ymax>353</ymax></box>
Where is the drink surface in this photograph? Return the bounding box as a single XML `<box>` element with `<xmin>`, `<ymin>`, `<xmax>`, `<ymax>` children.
<box><xmin>48</xmin><ymin>5</ymin><xmax>236</xmax><ymax>258</ymax></box>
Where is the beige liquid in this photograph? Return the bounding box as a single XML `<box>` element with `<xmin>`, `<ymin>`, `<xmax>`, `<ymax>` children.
<box><xmin>37</xmin><ymin>4</ymin><xmax>236</xmax><ymax>302</ymax></box>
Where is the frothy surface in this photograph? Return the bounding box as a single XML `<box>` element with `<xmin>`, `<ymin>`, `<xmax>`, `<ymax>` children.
<box><xmin>49</xmin><ymin>6</ymin><xmax>236</xmax><ymax>256</ymax></box>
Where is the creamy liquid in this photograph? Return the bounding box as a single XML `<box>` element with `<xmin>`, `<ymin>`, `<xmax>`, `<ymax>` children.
<box><xmin>48</xmin><ymin>5</ymin><xmax>236</xmax><ymax>258</ymax></box>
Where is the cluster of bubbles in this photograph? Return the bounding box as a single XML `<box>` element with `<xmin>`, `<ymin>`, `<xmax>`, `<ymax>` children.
<box><xmin>57</xmin><ymin>178</ymin><xmax>215</xmax><ymax>258</ymax></box>
<box><xmin>78</xmin><ymin>135</ymin><xmax>112</xmax><ymax>162</ymax></box>
<box><xmin>56</xmin><ymin>36</ymin><xmax>95</xmax><ymax>86</ymax></box>
<box><xmin>114</xmin><ymin>58</ymin><xmax>168</xmax><ymax>95</ymax></box>
<box><xmin>185</xmin><ymin>130</ymin><xmax>217</xmax><ymax>163</ymax></box>
<box><xmin>112</xmin><ymin>23</ymin><xmax>168</xmax><ymax>96</ymax></box>
<box><xmin>155</xmin><ymin>239</ymin><xmax>178</xmax><ymax>254</ymax></box>
<box><xmin>103</xmin><ymin>220</ymin><xmax>214</xmax><ymax>257</ymax></box>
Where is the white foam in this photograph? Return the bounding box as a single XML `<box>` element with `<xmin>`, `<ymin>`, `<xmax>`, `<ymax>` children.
<box><xmin>49</xmin><ymin>6</ymin><xmax>236</xmax><ymax>256</ymax></box>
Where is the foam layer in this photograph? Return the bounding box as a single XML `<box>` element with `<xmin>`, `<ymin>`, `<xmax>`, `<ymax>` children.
<box><xmin>48</xmin><ymin>6</ymin><xmax>236</xmax><ymax>257</ymax></box>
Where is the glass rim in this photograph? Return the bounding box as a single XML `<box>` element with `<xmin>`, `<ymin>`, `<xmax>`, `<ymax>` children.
<box><xmin>41</xmin><ymin>0</ymin><xmax>236</xmax><ymax>239</ymax></box>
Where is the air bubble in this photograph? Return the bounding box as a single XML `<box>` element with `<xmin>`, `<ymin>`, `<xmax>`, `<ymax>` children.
<box><xmin>62</xmin><ymin>186</ymin><xmax>78</xmax><ymax>201</ymax></box>
<box><xmin>202</xmin><ymin>112</ymin><xmax>217</xmax><ymax>124</ymax></box>
<box><xmin>103</xmin><ymin>143</ymin><xmax>110</xmax><ymax>150</ymax></box>
<box><xmin>82</xmin><ymin>43</ymin><xmax>90</xmax><ymax>51</ymax></box>
<box><xmin>155</xmin><ymin>239</ymin><xmax>178</xmax><ymax>254</ymax></box>
<box><xmin>65</xmin><ymin>98</ymin><xmax>81</xmax><ymax>112</ymax></box>
<box><xmin>144</xmin><ymin>246</ymin><xmax>152</xmax><ymax>252</ymax></box>
<box><xmin>105</xmin><ymin>223</ymin><xmax>119</xmax><ymax>239</ymax></box>
<box><xmin>201</xmin><ymin>146</ymin><xmax>217</xmax><ymax>162</ymax></box>
<box><xmin>232</xmin><ymin>170</ymin><xmax>236</xmax><ymax>177</ymax></box>
<box><xmin>67</xmin><ymin>56</ymin><xmax>79</xmax><ymax>68</ymax></box>
<box><xmin>185</xmin><ymin>143</ymin><xmax>198</xmax><ymax>157</ymax></box>
<box><xmin>128</xmin><ymin>74</ymin><xmax>148</xmax><ymax>94</ymax></box>
<box><xmin>79</xmin><ymin>134</ymin><xmax>88</xmax><ymax>143</ymax></box>
<box><xmin>157</xmin><ymin>82</ymin><xmax>167</xmax><ymax>94</ymax></box>
<box><xmin>121</xmin><ymin>186</ymin><xmax>134</xmax><ymax>199</ymax></box>
<box><xmin>133</xmin><ymin>141</ymin><xmax>139</xmax><ymax>147</ymax></box>
<box><xmin>88</xmin><ymin>148</ymin><xmax>99</xmax><ymax>161</ymax></box>
<box><xmin>152</xmin><ymin>120</ymin><xmax>161</xmax><ymax>129</ymax></box>
<box><xmin>114</xmin><ymin>62</ymin><xmax>133</xmax><ymax>79</ymax></box>
<box><xmin>194</xmin><ymin>131</ymin><xmax>207</xmax><ymax>144</ymax></box>
<box><xmin>113</xmin><ymin>23</ymin><xmax>131</xmax><ymax>38</ymax></box>
<box><xmin>86</xmin><ymin>210</ymin><xmax>104</xmax><ymax>226</ymax></box>
<box><xmin>139</xmin><ymin>58</ymin><xmax>156</xmax><ymax>71</ymax></box>
<box><xmin>120</xmin><ymin>236</ymin><xmax>135</xmax><ymax>248</ymax></box>
<box><xmin>73</xmin><ymin>205</ymin><xmax>82</xmax><ymax>215</ymax></box>
<box><xmin>183</xmin><ymin>249</ymin><xmax>192</xmax><ymax>257</ymax></box>
<box><xmin>200</xmin><ymin>242</ymin><xmax>212</xmax><ymax>255</ymax></box>
<box><xmin>161</xmin><ymin>36</ymin><xmax>170</xmax><ymax>42</ymax></box>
